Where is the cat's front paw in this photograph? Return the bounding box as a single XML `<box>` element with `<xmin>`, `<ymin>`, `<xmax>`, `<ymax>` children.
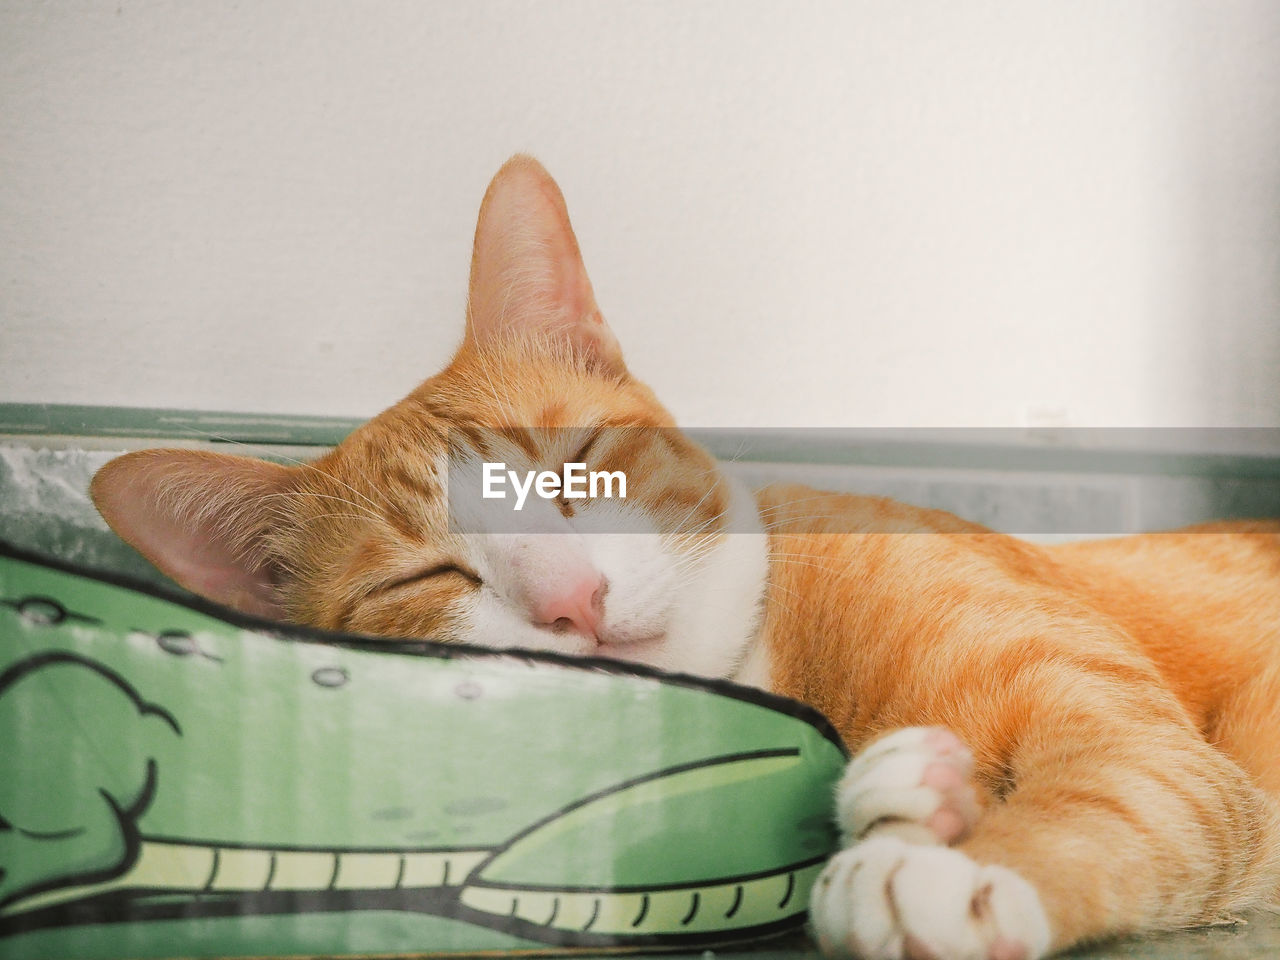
<box><xmin>810</xmin><ymin>837</ymin><xmax>1051</xmax><ymax>960</ymax></box>
<box><xmin>836</xmin><ymin>727</ymin><xmax>982</xmax><ymax>846</ymax></box>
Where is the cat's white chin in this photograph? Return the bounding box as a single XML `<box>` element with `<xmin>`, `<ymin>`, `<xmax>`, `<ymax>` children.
<box><xmin>594</xmin><ymin>632</ymin><xmax>666</xmax><ymax>665</ymax></box>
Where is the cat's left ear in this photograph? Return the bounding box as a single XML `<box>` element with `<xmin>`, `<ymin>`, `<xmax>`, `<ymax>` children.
<box><xmin>90</xmin><ymin>450</ymin><xmax>294</xmax><ymax>619</ymax></box>
<box><xmin>463</xmin><ymin>155</ymin><xmax>625</xmax><ymax>373</ymax></box>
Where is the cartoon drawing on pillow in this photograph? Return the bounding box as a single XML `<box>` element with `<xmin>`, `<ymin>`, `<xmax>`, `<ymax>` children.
<box><xmin>0</xmin><ymin>542</ymin><xmax>844</xmax><ymax>957</ymax></box>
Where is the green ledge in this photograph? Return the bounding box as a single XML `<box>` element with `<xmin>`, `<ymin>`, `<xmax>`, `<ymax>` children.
<box><xmin>2</xmin><ymin>403</ymin><xmax>1279</xmax><ymax>479</ymax></box>
<box><xmin>0</xmin><ymin>403</ymin><xmax>363</xmax><ymax>448</ymax></box>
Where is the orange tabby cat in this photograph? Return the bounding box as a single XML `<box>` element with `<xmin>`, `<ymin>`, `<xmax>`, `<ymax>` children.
<box><xmin>91</xmin><ymin>156</ymin><xmax>1280</xmax><ymax>960</ymax></box>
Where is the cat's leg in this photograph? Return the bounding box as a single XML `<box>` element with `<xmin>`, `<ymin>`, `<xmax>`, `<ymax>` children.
<box><xmin>952</xmin><ymin>726</ymin><xmax>1280</xmax><ymax>954</ymax></box>
<box><xmin>812</xmin><ymin>700</ymin><xmax>1280</xmax><ymax>958</ymax></box>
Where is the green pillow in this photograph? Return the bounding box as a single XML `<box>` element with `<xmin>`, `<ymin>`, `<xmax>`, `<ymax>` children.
<box><xmin>0</xmin><ymin>539</ymin><xmax>844</xmax><ymax>959</ymax></box>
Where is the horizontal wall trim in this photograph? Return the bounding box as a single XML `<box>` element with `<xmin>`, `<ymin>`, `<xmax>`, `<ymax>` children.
<box><xmin>2</xmin><ymin>404</ymin><xmax>1279</xmax><ymax>479</ymax></box>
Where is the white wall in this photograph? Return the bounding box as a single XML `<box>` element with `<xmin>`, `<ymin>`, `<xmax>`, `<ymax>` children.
<box><xmin>2</xmin><ymin>1</ymin><xmax>1278</xmax><ymax>429</ymax></box>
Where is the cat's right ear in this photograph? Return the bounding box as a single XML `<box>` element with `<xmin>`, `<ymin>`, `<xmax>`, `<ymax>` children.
<box><xmin>90</xmin><ymin>450</ymin><xmax>294</xmax><ymax>619</ymax></box>
<box><xmin>462</xmin><ymin>155</ymin><xmax>626</xmax><ymax>373</ymax></box>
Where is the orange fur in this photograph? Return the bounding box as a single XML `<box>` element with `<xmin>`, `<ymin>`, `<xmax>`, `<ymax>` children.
<box><xmin>759</xmin><ymin>488</ymin><xmax>1280</xmax><ymax>947</ymax></box>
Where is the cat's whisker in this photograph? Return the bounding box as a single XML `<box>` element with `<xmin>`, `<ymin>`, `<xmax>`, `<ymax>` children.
<box><xmin>759</xmin><ymin>506</ymin><xmax>851</xmax><ymax>523</ymax></box>
<box><xmin>750</xmin><ymin>561</ymin><xmax>808</xmax><ymax>599</ymax></box>
<box><xmin>672</xmin><ymin>510</ymin><xmax>725</xmax><ymax>547</ymax></box>
<box><xmin>756</xmin><ymin>493</ymin><xmax>849</xmax><ymax>515</ymax></box>
<box><xmin>289</xmin><ymin>512</ymin><xmax>382</xmax><ymax>528</ymax></box>
<box><xmin>765</xmin><ymin>559</ymin><xmax>839</xmax><ymax>579</ymax></box>
<box><xmin>722</xmin><ymin>437</ymin><xmax>752</xmax><ymax>464</ymax></box>
<box><xmin>759</xmin><ymin>498</ymin><xmax>946</xmax><ymax>533</ymax></box>
<box><xmin>763</xmin><ymin>586</ymin><xmax>806</xmax><ymax>620</ymax></box>
<box><xmin>679</xmin><ymin>466</ymin><xmax>727</xmax><ymax>518</ymax></box>
<box><xmin>758</xmin><ymin>510</ymin><xmax>878</xmax><ymax>532</ymax></box>
<box><xmin>670</xmin><ymin>545</ymin><xmax>716</xmax><ymax>574</ymax></box>
<box><xmin>471</xmin><ymin>352</ymin><xmax>520</xmax><ymax>429</ymax></box>
<box><xmin>171</xmin><ymin>424</ymin><xmax>392</xmax><ymax>515</ymax></box>
<box><xmin>764</xmin><ymin>551</ymin><xmax>853</xmax><ymax>574</ymax></box>
<box><xmin>665</xmin><ymin>485</ymin><xmax>725</xmax><ymax>546</ymax></box>
<box><xmin>764</xmin><ymin>559</ymin><xmax>870</xmax><ymax>590</ymax></box>
<box><xmin>766</xmin><ymin>549</ymin><xmax>849</xmax><ymax>566</ymax></box>
<box><xmin>671</xmin><ymin>554</ymin><xmax>712</xmax><ymax>577</ymax></box>
<box><xmin>249</xmin><ymin>491</ymin><xmax>382</xmax><ymax>523</ymax></box>
<box><xmin>671</xmin><ymin>522</ymin><xmax>727</xmax><ymax>559</ymax></box>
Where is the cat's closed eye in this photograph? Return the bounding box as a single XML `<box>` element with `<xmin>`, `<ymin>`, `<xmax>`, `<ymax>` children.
<box><xmin>379</xmin><ymin>564</ymin><xmax>482</xmax><ymax>594</ymax></box>
<box><xmin>547</xmin><ymin>429</ymin><xmax>606</xmax><ymax>517</ymax></box>
<box><xmin>569</xmin><ymin>430</ymin><xmax>602</xmax><ymax>466</ymax></box>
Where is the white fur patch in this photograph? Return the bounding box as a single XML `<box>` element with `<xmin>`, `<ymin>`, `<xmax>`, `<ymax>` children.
<box><xmin>835</xmin><ymin>727</ymin><xmax>981</xmax><ymax>847</ymax></box>
<box><xmin>658</xmin><ymin>476</ymin><xmax>769</xmax><ymax>678</ymax></box>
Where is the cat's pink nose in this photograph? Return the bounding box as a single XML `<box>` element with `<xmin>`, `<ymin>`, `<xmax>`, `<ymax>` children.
<box><xmin>533</xmin><ymin>575</ymin><xmax>606</xmax><ymax>640</ymax></box>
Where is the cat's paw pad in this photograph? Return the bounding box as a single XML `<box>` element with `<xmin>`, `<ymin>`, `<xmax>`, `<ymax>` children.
<box><xmin>836</xmin><ymin>727</ymin><xmax>981</xmax><ymax>846</ymax></box>
<box><xmin>811</xmin><ymin>837</ymin><xmax>1051</xmax><ymax>960</ymax></box>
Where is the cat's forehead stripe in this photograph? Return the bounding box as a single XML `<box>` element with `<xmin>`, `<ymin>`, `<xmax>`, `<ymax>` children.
<box><xmin>495</xmin><ymin>426</ymin><xmax>540</xmax><ymax>461</ymax></box>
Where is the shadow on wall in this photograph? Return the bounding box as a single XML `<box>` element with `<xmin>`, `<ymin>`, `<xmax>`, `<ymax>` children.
<box><xmin>1179</xmin><ymin>2</ymin><xmax>1280</xmax><ymax>431</ymax></box>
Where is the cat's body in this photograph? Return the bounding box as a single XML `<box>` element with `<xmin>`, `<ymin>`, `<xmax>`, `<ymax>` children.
<box><xmin>758</xmin><ymin>490</ymin><xmax>1280</xmax><ymax>953</ymax></box>
<box><xmin>91</xmin><ymin>157</ymin><xmax>1280</xmax><ymax>960</ymax></box>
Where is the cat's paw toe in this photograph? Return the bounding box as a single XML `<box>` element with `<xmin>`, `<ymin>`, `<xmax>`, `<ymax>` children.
<box><xmin>836</xmin><ymin>726</ymin><xmax>981</xmax><ymax>846</ymax></box>
<box><xmin>810</xmin><ymin>837</ymin><xmax>1050</xmax><ymax>960</ymax></box>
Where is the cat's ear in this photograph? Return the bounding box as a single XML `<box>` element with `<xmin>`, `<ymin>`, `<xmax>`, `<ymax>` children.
<box><xmin>463</xmin><ymin>155</ymin><xmax>625</xmax><ymax>373</ymax></box>
<box><xmin>90</xmin><ymin>450</ymin><xmax>294</xmax><ymax>619</ymax></box>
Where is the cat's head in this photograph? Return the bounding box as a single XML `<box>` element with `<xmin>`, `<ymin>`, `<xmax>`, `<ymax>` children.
<box><xmin>91</xmin><ymin>156</ymin><xmax>769</xmax><ymax>680</ymax></box>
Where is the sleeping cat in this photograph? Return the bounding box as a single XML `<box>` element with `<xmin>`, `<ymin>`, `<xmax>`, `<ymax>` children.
<box><xmin>91</xmin><ymin>156</ymin><xmax>1280</xmax><ymax>960</ymax></box>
